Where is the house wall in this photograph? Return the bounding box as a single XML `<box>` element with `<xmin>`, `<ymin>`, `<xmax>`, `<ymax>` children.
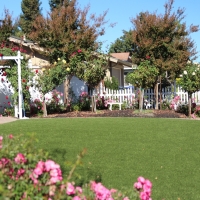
<box><xmin>107</xmin><ymin>62</ymin><xmax>124</xmax><ymax>87</ymax></box>
<box><xmin>21</xmin><ymin>46</ymin><xmax>49</xmax><ymax>67</ymax></box>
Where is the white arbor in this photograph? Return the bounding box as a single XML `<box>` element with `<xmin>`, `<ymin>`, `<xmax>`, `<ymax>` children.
<box><xmin>0</xmin><ymin>51</ymin><xmax>24</xmax><ymax>119</ymax></box>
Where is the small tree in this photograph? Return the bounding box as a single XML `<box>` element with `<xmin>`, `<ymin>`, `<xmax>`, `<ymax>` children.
<box><xmin>126</xmin><ymin>60</ymin><xmax>159</xmax><ymax>111</ymax></box>
<box><xmin>130</xmin><ymin>0</ymin><xmax>199</xmax><ymax>109</ymax></box>
<box><xmin>34</xmin><ymin>59</ymin><xmax>68</xmax><ymax>117</ymax></box>
<box><xmin>177</xmin><ymin>63</ymin><xmax>200</xmax><ymax>117</ymax></box>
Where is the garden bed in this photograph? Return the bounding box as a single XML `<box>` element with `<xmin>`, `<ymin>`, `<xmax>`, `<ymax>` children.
<box><xmin>34</xmin><ymin>109</ymin><xmax>187</xmax><ymax>118</ymax></box>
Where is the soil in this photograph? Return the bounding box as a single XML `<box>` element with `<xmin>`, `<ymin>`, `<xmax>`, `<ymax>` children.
<box><xmin>36</xmin><ymin>109</ymin><xmax>187</xmax><ymax>119</ymax></box>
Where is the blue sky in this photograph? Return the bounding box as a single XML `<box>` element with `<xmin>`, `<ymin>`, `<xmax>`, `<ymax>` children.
<box><xmin>1</xmin><ymin>0</ymin><xmax>200</xmax><ymax>62</ymax></box>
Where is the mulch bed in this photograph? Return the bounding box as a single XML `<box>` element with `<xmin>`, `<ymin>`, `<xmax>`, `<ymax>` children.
<box><xmin>37</xmin><ymin>109</ymin><xmax>187</xmax><ymax>119</ymax></box>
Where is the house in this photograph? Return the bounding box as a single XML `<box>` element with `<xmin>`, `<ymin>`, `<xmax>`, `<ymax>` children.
<box><xmin>110</xmin><ymin>52</ymin><xmax>137</xmax><ymax>87</ymax></box>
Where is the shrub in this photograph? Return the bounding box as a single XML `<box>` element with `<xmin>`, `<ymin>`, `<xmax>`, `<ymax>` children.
<box><xmin>46</xmin><ymin>90</ymin><xmax>65</xmax><ymax>114</ymax></box>
<box><xmin>78</xmin><ymin>92</ymin><xmax>91</xmax><ymax>111</ymax></box>
<box><xmin>104</xmin><ymin>77</ymin><xmax>119</xmax><ymax>90</ymax></box>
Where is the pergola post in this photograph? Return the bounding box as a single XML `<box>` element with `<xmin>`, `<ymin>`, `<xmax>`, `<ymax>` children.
<box><xmin>0</xmin><ymin>51</ymin><xmax>24</xmax><ymax>119</ymax></box>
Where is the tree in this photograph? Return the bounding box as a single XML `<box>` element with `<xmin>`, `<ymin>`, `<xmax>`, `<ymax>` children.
<box><xmin>34</xmin><ymin>59</ymin><xmax>67</xmax><ymax>117</ymax></box>
<box><xmin>126</xmin><ymin>60</ymin><xmax>159</xmax><ymax>111</ymax></box>
<box><xmin>130</xmin><ymin>0</ymin><xmax>199</xmax><ymax>109</ymax></box>
<box><xmin>177</xmin><ymin>63</ymin><xmax>200</xmax><ymax>117</ymax></box>
<box><xmin>0</xmin><ymin>9</ymin><xmax>15</xmax><ymax>43</ymax></box>
<box><xmin>19</xmin><ymin>0</ymin><xmax>42</xmax><ymax>35</ymax></box>
<box><xmin>29</xmin><ymin>0</ymin><xmax>108</xmax><ymax>104</ymax></box>
<box><xmin>109</xmin><ymin>30</ymin><xmax>135</xmax><ymax>55</ymax></box>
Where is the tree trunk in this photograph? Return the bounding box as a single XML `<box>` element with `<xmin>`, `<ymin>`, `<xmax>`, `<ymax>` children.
<box><xmin>154</xmin><ymin>83</ymin><xmax>159</xmax><ymax>110</ymax></box>
<box><xmin>159</xmin><ymin>76</ymin><xmax>162</xmax><ymax>110</ymax></box>
<box><xmin>43</xmin><ymin>97</ymin><xmax>47</xmax><ymax>117</ymax></box>
<box><xmin>188</xmin><ymin>93</ymin><xmax>192</xmax><ymax>118</ymax></box>
<box><xmin>139</xmin><ymin>87</ymin><xmax>144</xmax><ymax>112</ymax></box>
<box><xmin>64</xmin><ymin>75</ymin><xmax>72</xmax><ymax>105</ymax></box>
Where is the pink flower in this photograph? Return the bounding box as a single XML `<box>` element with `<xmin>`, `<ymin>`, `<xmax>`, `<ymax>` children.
<box><xmin>45</xmin><ymin>160</ymin><xmax>60</xmax><ymax>171</ymax></box>
<box><xmin>140</xmin><ymin>191</ymin><xmax>148</xmax><ymax>200</ymax></box>
<box><xmin>66</xmin><ymin>182</ymin><xmax>75</xmax><ymax>195</ymax></box>
<box><xmin>73</xmin><ymin>196</ymin><xmax>81</xmax><ymax>200</ymax></box>
<box><xmin>77</xmin><ymin>49</ymin><xmax>82</xmax><ymax>53</ymax></box>
<box><xmin>144</xmin><ymin>179</ymin><xmax>152</xmax><ymax>189</ymax></box>
<box><xmin>138</xmin><ymin>176</ymin><xmax>145</xmax><ymax>184</ymax></box>
<box><xmin>17</xmin><ymin>168</ymin><xmax>25</xmax><ymax>177</ymax></box>
<box><xmin>34</xmin><ymin>167</ymin><xmax>43</xmax><ymax>176</ymax></box>
<box><xmin>50</xmin><ymin>176</ymin><xmax>62</xmax><ymax>184</ymax></box>
<box><xmin>0</xmin><ymin>136</ymin><xmax>3</xmax><ymax>141</ymax></box>
<box><xmin>134</xmin><ymin>182</ymin><xmax>143</xmax><ymax>190</ymax></box>
<box><xmin>76</xmin><ymin>186</ymin><xmax>82</xmax><ymax>194</ymax></box>
<box><xmin>123</xmin><ymin>197</ymin><xmax>129</xmax><ymax>200</ymax></box>
<box><xmin>50</xmin><ymin>169</ymin><xmax>59</xmax><ymax>177</ymax></box>
<box><xmin>14</xmin><ymin>153</ymin><xmax>27</xmax><ymax>164</ymax></box>
<box><xmin>5</xmin><ymin>96</ymin><xmax>8</xmax><ymax>100</ymax></box>
<box><xmin>9</xmin><ymin>134</ymin><xmax>13</xmax><ymax>139</ymax></box>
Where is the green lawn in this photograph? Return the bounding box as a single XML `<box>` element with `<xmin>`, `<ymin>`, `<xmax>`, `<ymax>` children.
<box><xmin>0</xmin><ymin>117</ymin><xmax>200</xmax><ymax>200</ymax></box>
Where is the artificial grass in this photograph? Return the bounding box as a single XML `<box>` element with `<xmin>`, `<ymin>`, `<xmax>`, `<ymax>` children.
<box><xmin>0</xmin><ymin>117</ymin><xmax>200</xmax><ymax>199</ymax></box>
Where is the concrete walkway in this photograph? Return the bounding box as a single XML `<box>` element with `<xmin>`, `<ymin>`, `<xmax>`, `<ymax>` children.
<box><xmin>0</xmin><ymin>117</ymin><xmax>18</xmax><ymax>124</ymax></box>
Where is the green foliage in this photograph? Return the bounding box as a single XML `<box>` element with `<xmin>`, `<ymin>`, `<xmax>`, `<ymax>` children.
<box><xmin>177</xmin><ymin>63</ymin><xmax>200</xmax><ymax>96</ymax></box>
<box><xmin>104</xmin><ymin>76</ymin><xmax>119</xmax><ymax>90</ymax></box>
<box><xmin>109</xmin><ymin>30</ymin><xmax>135</xmax><ymax>55</ymax></box>
<box><xmin>19</xmin><ymin>0</ymin><xmax>42</xmax><ymax>35</ymax></box>
<box><xmin>35</xmin><ymin>58</ymin><xmax>68</xmax><ymax>96</ymax></box>
<box><xmin>126</xmin><ymin>60</ymin><xmax>158</xmax><ymax>89</ymax></box>
<box><xmin>70</xmin><ymin>50</ymin><xmax>108</xmax><ymax>89</ymax></box>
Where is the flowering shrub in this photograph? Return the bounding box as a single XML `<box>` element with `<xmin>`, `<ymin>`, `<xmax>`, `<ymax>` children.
<box><xmin>46</xmin><ymin>90</ymin><xmax>65</xmax><ymax>114</ymax></box>
<box><xmin>30</xmin><ymin>98</ymin><xmax>43</xmax><ymax>115</ymax></box>
<box><xmin>191</xmin><ymin>105</ymin><xmax>200</xmax><ymax>118</ymax></box>
<box><xmin>95</xmin><ymin>94</ymin><xmax>107</xmax><ymax>110</ymax></box>
<box><xmin>78</xmin><ymin>92</ymin><xmax>91</xmax><ymax>111</ymax></box>
<box><xmin>170</xmin><ymin>96</ymin><xmax>180</xmax><ymax>110</ymax></box>
<box><xmin>0</xmin><ymin>134</ymin><xmax>152</xmax><ymax>200</ymax></box>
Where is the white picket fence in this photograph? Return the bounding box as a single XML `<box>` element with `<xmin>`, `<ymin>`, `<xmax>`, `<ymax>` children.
<box><xmin>92</xmin><ymin>84</ymin><xmax>200</xmax><ymax>107</ymax></box>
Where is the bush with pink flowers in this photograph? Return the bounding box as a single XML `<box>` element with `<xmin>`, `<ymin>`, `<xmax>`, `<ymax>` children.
<box><xmin>0</xmin><ymin>133</ymin><xmax>152</xmax><ymax>199</ymax></box>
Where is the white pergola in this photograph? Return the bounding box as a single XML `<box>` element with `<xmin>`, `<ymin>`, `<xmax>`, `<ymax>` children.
<box><xmin>0</xmin><ymin>51</ymin><xmax>23</xmax><ymax>119</ymax></box>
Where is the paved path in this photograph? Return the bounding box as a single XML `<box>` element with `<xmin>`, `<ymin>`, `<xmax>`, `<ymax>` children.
<box><xmin>0</xmin><ymin>117</ymin><xmax>18</xmax><ymax>124</ymax></box>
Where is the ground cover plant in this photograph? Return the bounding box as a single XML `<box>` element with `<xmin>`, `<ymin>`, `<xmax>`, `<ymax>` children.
<box><xmin>0</xmin><ymin>118</ymin><xmax>200</xmax><ymax>199</ymax></box>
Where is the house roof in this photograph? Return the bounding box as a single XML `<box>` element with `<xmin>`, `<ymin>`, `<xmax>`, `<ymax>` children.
<box><xmin>8</xmin><ymin>36</ymin><xmax>45</xmax><ymax>52</ymax></box>
<box><xmin>110</xmin><ymin>53</ymin><xmax>132</xmax><ymax>62</ymax></box>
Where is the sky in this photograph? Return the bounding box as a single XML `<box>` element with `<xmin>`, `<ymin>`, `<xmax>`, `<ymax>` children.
<box><xmin>1</xmin><ymin>0</ymin><xmax>200</xmax><ymax>62</ymax></box>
